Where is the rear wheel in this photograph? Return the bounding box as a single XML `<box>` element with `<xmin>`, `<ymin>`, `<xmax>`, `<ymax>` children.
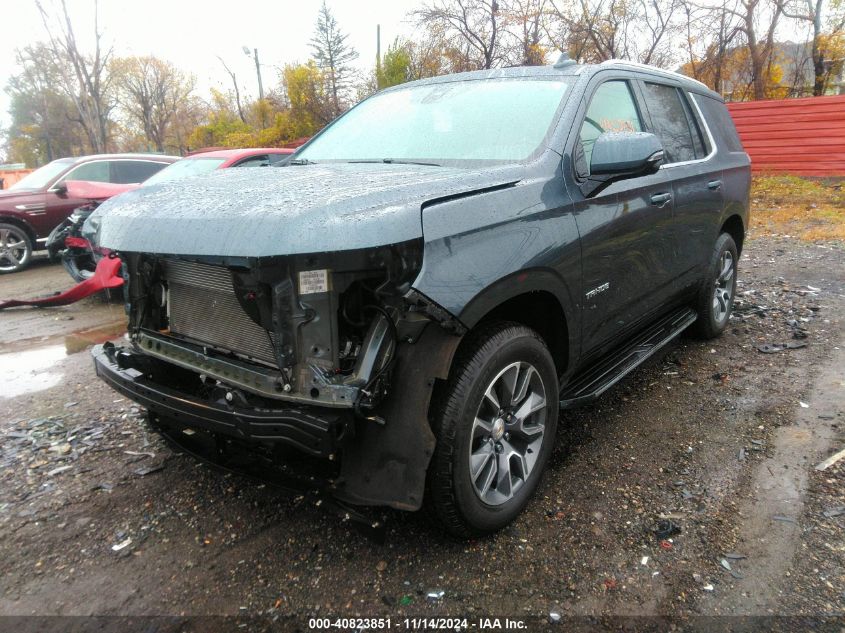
<box><xmin>690</xmin><ymin>232</ymin><xmax>738</xmax><ymax>339</ymax></box>
<box><xmin>0</xmin><ymin>223</ymin><xmax>33</xmax><ymax>274</ymax></box>
<box><xmin>426</xmin><ymin>322</ymin><xmax>559</xmax><ymax>538</ymax></box>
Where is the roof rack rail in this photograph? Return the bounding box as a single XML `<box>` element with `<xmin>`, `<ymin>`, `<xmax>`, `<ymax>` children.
<box><xmin>599</xmin><ymin>59</ymin><xmax>709</xmax><ymax>90</ymax></box>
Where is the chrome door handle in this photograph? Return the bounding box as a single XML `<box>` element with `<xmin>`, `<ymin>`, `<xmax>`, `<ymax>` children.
<box><xmin>650</xmin><ymin>192</ymin><xmax>672</xmax><ymax>206</ymax></box>
<box><xmin>707</xmin><ymin>180</ymin><xmax>722</xmax><ymax>190</ymax></box>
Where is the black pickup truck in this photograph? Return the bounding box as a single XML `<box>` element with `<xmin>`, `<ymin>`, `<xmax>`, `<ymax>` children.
<box><xmin>90</xmin><ymin>58</ymin><xmax>750</xmax><ymax>537</ymax></box>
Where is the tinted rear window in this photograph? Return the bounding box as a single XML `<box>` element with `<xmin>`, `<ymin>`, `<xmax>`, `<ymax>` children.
<box><xmin>111</xmin><ymin>160</ymin><xmax>168</xmax><ymax>184</ymax></box>
<box><xmin>642</xmin><ymin>82</ymin><xmax>702</xmax><ymax>163</ymax></box>
<box><xmin>695</xmin><ymin>94</ymin><xmax>743</xmax><ymax>153</ymax></box>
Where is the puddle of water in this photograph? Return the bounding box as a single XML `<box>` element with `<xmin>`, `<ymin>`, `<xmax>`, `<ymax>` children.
<box><xmin>0</xmin><ymin>320</ymin><xmax>126</xmax><ymax>399</ymax></box>
<box><xmin>0</xmin><ymin>345</ymin><xmax>66</xmax><ymax>398</ymax></box>
<box><xmin>64</xmin><ymin>321</ymin><xmax>127</xmax><ymax>354</ymax></box>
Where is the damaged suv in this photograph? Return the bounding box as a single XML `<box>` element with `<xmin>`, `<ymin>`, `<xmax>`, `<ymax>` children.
<box><xmin>91</xmin><ymin>59</ymin><xmax>749</xmax><ymax>537</ymax></box>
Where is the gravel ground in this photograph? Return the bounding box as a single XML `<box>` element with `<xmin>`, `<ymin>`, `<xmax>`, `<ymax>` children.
<box><xmin>0</xmin><ymin>235</ymin><xmax>842</xmax><ymax>630</ymax></box>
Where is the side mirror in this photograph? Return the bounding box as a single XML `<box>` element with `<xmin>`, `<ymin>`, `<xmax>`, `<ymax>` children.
<box><xmin>51</xmin><ymin>181</ymin><xmax>68</xmax><ymax>196</ymax></box>
<box><xmin>580</xmin><ymin>132</ymin><xmax>664</xmax><ymax>198</ymax></box>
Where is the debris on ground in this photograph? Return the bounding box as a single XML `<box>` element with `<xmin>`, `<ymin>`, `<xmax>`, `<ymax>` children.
<box><xmin>757</xmin><ymin>342</ymin><xmax>808</xmax><ymax>353</ymax></box>
<box><xmin>653</xmin><ymin>519</ymin><xmax>682</xmax><ymax>539</ymax></box>
<box><xmin>815</xmin><ymin>447</ymin><xmax>845</xmax><ymax>471</ymax></box>
<box><xmin>111</xmin><ymin>537</ymin><xmax>132</xmax><ymax>552</ymax></box>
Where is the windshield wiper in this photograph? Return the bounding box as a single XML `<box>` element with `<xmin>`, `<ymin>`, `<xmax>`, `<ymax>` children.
<box><xmin>348</xmin><ymin>159</ymin><xmax>442</xmax><ymax>167</ymax></box>
<box><xmin>287</xmin><ymin>158</ymin><xmax>317</xmax><ymax>165</ymax></box>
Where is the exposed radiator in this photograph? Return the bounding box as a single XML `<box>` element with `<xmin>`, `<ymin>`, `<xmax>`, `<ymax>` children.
<box><xmin>164</xmin><ymin>259</ymin><xmax>278</xmax><ymax>367</ymax></box>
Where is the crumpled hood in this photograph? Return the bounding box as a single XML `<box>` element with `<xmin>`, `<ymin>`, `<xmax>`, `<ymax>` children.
<box><xmin>93</xmin><ymin>163</ymin><xmax>523</xmax><ymax>257</ymax></box>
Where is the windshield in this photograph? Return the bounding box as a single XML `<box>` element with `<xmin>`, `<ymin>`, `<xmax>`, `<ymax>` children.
<box><xmin>143</xmin><ymin>157</ymin><xmax>226</xmax><ymax>185</ymax></box>
<box><xmin>8</xmin><ymin>159</ymin><xmax>74</xmax><ymax>191</ymax></box>
<box><xmin>296</xmin><ymin>78</ymin><xmax>572</xmax><ymax>165</ymax></box>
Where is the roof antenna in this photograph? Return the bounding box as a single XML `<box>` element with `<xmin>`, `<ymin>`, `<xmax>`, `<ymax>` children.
<box><xmin>553</xmin><ymin>51</ymin><xmax>576</xmax><ymax>68</ymax></box>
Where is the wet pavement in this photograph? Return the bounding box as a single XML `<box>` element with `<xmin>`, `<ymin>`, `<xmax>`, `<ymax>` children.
<box><xmin>0</xmin><ymin>238</ymin><xmax>843</xmax><ymax>626</ymax></box>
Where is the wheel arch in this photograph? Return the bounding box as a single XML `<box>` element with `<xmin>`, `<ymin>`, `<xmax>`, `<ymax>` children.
<box><xmin>0</xmin><ymin>215</ymin><xmax>37</xmax><ymax>245</ymax></box>
<box><xmin>458</xmin><ymin>270</ymin><xmax>577</xmax><ymax>378</ymax></box>
<box><xmin>720</xmin><ymin>214</ymin><xmax>745</xmax><ymax>255</ymax></box>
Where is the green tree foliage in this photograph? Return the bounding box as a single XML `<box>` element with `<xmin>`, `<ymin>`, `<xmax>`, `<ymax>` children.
<box><xmin>186</xmin><ymin>88</ymin><xmax>252</xmax><ymax>149</ymax></box>
<box><xmin>377</xmin><ymin>40</ymin><xmax>413</xmax><ymax>89</ymax></box>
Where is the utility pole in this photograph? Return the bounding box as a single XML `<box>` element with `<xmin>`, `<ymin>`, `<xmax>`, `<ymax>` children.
<box><xmin>376</xmin><ymin>24</ymin><xmax>381</xmax><ymax>88</ymax></box>
<box><xmin>243</xmin><ymin>46</ymin><xmax>265</xmax><ymax>100</ymax></box>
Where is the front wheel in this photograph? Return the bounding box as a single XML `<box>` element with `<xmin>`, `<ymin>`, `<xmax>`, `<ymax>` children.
<box><xmin>426</xmin><ymin>322</ymin><xmax>559</xmax><ymax>538</ymax></box>
<box><xmin>689</xmin><ymin>232</ymin><xmax>738</xmax><ymax>339</ymax></box>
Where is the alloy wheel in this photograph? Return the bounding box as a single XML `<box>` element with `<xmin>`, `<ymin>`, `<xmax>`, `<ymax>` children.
<box><xmin>468</xmin><ymin>361</ymin><xmax>548</xmax><ymax>506</ymax></box>
<box><xmin>712</xmin><ymin>250</ymin><xmax>735</xmax><ymax>323</ymax></box>
<box><xmin>0</xmin><ymin>227</ymin><xmax>30</xmax><ymax>272</ymax></box>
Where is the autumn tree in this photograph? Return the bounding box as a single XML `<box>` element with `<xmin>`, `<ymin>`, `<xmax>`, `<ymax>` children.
<box><xmin>503</xmin><ymin>0</ymin><xmax>549</xmax><ymax>65</ymax></box>
<box><xmin>377</xmin><ymin>40</ymin><xmax>414</xmax><ymax>88</ymax></box>
<box><xmin>186</xmin><ymin>88</ymin><xmax>251</xmax><ymax>149</ymax></box>
<box><xmin>415</xmin><ymin>0</ymin><xmax>503</xmax><ymax>69</ymax></box>
<box><xmin>781</xmin><ymin>0</ymin><xmax>845</xmax><ymax>94</ymax></box>
<box><xmin>721</xmin><ymin>0</ymin><xmax>784</xmax><ymax>99</ymax></box>
<box><xmin>35</xmin><ymin>0</ymin><xmax>116</xmax><ymax>153</ymax></box>
<box><xmin>548</xmin><ymin>0</ymin><xmax>682</xmax><ymax>66</ymax></box>
<box><xmin>5</xmin><ymin>44</ymin><xmax>89</xmax><ymax>164</ymax></box>
<box><xmin>113</xmin><ymin>56</ymin><xmax>196</xmax><ymax>152</ymax></box>
<box><xmin>310</xmin><ymin>1</ymin><xmax>359</xmax><ymax>118</ymax></box>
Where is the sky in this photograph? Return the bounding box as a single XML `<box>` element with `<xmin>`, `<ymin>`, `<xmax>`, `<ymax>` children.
<box><xmin>0</xmin><ymin>0</ymin><xmax>423</xmax><ymax>136</ymax></box>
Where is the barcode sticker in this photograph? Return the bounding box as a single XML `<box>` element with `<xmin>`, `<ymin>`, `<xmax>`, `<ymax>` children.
<box><xmin>298</xmin><ymin>269</ymin><xmax>329</xmax><ymax>294</ymax></box>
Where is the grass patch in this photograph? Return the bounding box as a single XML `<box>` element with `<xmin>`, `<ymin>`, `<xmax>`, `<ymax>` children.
<box><xmin>751</xmin><ymin>175</ymin><xmax>845</xmax><ymax>241</ymax></box>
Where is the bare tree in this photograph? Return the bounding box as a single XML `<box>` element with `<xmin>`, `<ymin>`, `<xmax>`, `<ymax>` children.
<box><xmin>310</xmin><ymin>1</ymin><xmax>359</xmax><ymax>118</ymax></box>
<box><xmin>548</xmin><ymin>0</ymin><xmax>681</xmax><ymax>66</ymax></box>
<box><xmin>781</xmin><ymin>0</ymin><xmax>845</xmax><ymax>95</ymax></box>
<box><xmin>726</xmin><ymin>0</ymin><xmax>785</xmax><ymax>99</ymax></box>
<box><xmin>217</xmin><ymin>57</ymin><xmax>246</xmax><ymax>123</ymax></box>
<box><xmin>114</xmin><ymin>56</ymin><xmax>196</xmax><ymax>152</ymax></box>
<box><xmin>502</xmin><ymin>0</ymin><xmax>549</xmax><ymax>65</ymax></box>
<box><xmin>679</xmin><ymin>0</ymin><xmax>743</xmax><ymax>94</ymax></box>
<box><xmin>415</xmin><ymin>0</ymin><xmax>503</xmax><ymax>69</ymax></box>
<box><xmin>35</xmin><ymin>0</ymin><xmax>115</xmax><ymax>153</ymax></box>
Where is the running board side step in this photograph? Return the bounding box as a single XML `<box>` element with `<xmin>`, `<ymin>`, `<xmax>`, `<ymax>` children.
<box><xmin>559</xmin><ymin>307</ymin><xmax>698</xmax><ymax>409</ymax></box>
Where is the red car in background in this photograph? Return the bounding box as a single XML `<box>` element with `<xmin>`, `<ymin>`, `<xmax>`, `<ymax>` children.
<box><xmin>142</xmin><ymin>147</ymin><xmax>295</xmax><ymax>186</ymax></box>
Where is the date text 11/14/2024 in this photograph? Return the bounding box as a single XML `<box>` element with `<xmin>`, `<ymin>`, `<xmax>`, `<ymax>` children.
<box><xmin>307</xmin><ymin>617</ymin><xmax>529</xmax><ymax>630</ymax></box>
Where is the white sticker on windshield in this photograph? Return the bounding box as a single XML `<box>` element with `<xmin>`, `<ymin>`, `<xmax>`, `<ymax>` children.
<box><xmin>298</xmin><ymin>269</ymin><xmax>329</xmax><ymax>294</ymax></box>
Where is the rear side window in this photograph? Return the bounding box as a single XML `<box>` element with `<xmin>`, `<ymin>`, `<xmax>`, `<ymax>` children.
<box><xmin>63</xmin><ymin>161</ymin><xmax>110</xmax><ymax>183</ymax></box>
<box><xmin>696</xmin><ymin>94</ymin><xmax>743</xmax><ymax>153</ymax></box>
<box><xmin>577</xmin><ymin>80</ymin><xmax>643</xmax><ymax>176</ymax></box>
<box><xmin>642</xmin><ymin>82</ymin><xmax>706</xmax><ymax>163</ymax></box>
<box><xmin>111</xmin><ymin>160</ymin><xmax>168</xmax><ymax>184</ymax></box>
<box><xmin>232</xmin><ymin>155</ymin><xmax>269</xmax><ymax>167</ymax></box>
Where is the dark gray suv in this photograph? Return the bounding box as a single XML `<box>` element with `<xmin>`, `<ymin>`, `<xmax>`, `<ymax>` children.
<box><xmin>90</xmin><ymin>59</ymin><xmax>750</xmax><ymax>537</ymax></box>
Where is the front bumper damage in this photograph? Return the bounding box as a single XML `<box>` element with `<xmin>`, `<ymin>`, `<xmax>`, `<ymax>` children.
<box><xmin>94</xmin><ymin>314</ymin><xmax>462</xmax><ymax>511</ymax></box>
<box><xmin>93</xmin><ymin>341</ymin><xmax>348</xmax><ymax>458</ymax></box>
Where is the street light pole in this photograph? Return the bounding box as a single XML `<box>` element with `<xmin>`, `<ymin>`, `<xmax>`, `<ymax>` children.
<box><xmin>243</xmin><ymin>46</ymin><xmax>264</xmax><ymax>100</ymax></box>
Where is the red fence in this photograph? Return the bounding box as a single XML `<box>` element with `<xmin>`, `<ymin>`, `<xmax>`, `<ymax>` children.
<box><xmin>726</xmin><ymin>95</ymin><xmax>845</xmax><ymax>176</ymax></box>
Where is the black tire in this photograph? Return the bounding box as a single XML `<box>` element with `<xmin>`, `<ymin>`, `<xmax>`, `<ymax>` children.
<box><xmin>0</xmin><ymin>222</ymin><xmax>33</xmax><ymax>274</ymax></box>
<box><xmin>426</xmin><ymin>322</ymin><xmax>559</xmax><ymax>538</ymax></box>
<box><xmin>689</xmin><ymin>232</ymin><xmax>738</xmax><ymax>339</ymax></box>
<box><xmin>46</xmin><ymin>223</ymin><xmax>67</xmax><ymax>262</ymax></box>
